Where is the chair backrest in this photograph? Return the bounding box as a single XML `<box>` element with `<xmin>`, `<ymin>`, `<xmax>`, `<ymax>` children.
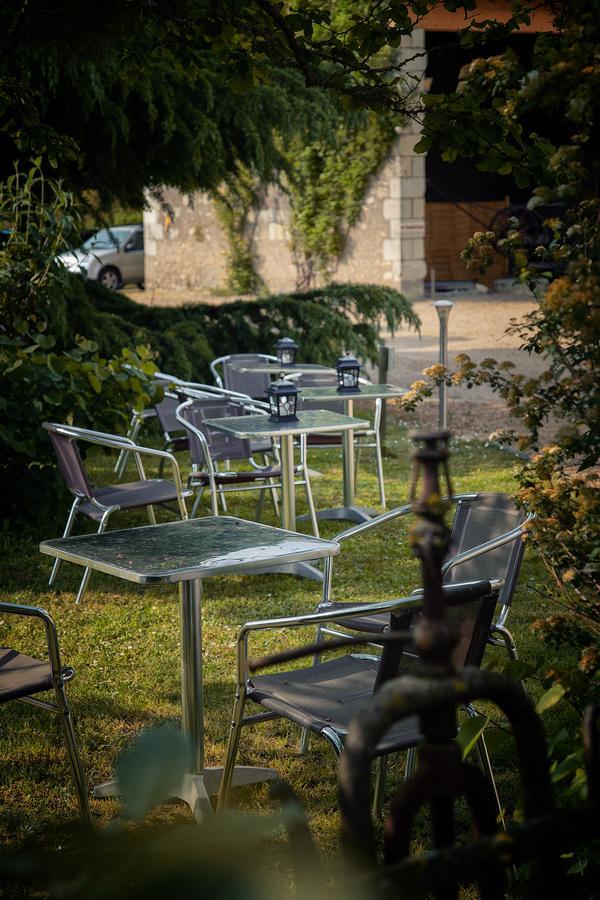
<box><xmin>43</xmin><ymin>423</ymin><xmax>93</xmax><ymax>499</ymax></box>
<box><xmin>293</xmin><ymin>370</ymin><xmax>345</xmax><ymax>414</ymax></box>
<box><xmin>178</xmin><ymin>398</ymin><xmax>253</xmax><ymax>466</ymax></box>
<box><xmin>444</xmin><ymin>493</ymin><xmax>527</xmax><ymax>610</ymax></box>
<box><xmin>374</xmin><ymin>580</ymin><xmax>499</xmax><ymax>691</ymax></box>
<box><xmin>154</xmin><ymin>394</ymin><xmax>186</xmax><ymax>436</ymax></box>
<box><xmin>218</xmin><ymin>354</ymin><xmax>276</xmax><ymax>399</ymax></box>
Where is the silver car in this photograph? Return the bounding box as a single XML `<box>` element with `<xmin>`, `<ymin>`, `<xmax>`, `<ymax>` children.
<box><xmin>58</xmin><ymin>224</ymin><xmax>144</xmax><ymax>291</ymax></box>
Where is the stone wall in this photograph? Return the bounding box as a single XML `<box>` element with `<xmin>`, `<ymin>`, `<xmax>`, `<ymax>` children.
<box><xmin>143</xmin><ymin>30</ymin><xmax>428</xmax><ymax>300</ymax></box>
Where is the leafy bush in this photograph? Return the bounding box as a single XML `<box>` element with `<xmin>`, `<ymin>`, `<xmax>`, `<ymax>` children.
<box><xmin>87</xmin><ymin>281</ymin><xmax>420</xmax><ymax>382</ymax></box>
<box><xmin>0</xmin><ymin>162</ymin><xmax>160</xmax><ymax>522</ymax></box>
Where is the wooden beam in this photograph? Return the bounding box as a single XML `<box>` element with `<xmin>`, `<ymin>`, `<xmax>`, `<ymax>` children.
<box><xmin>414</xmin><ymin>2</ymin><xmax>555</xmax><ymax>34</ymax></box>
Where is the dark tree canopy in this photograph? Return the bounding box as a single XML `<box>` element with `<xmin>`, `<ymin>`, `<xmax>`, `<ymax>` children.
<box><xmin>0</xmin><ymin>0</ymin><xmax>547</xmax><ymax>208</ymax></box>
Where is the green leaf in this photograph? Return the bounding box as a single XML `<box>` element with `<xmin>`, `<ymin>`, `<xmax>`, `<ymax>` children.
<box><xmin>87</xmin><ymin>372</ymin><xmax>102</xmax><ymax>393</ymax></box>
<box><xmin>115</xmin><ymin>727</ymin><xmax>192</xmax><ymax>820</ymax></box>
<box><xmin>456</xmin><ymin>715</ymin><xmax>488</xmax><ymax>760</ymax></box>
<box><xmin>535</xmin><ymin>683</ymin><xmax>566</xmax><ymax>715</ymax></box>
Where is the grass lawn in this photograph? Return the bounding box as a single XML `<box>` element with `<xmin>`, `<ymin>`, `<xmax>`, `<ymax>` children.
<box><xmin>0</xmin><ymin>418</ymin><xmax>577</xmax><ymax>888</ymax></box>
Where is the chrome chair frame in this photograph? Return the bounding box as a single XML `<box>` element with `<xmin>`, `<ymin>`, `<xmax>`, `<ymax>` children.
<box><xmin>0</xmin><ymin>601</ymin><xmax>91</xmax><ymax>823</ymax></box>
<box><xmin>285</xmin><ymin>373</ymin><xmax>387</xmax><ymax>508</ymax></box>
<box><xmin>47</xmin><ymin>424</ymin><xmax>190</xmax><ymax>603</ymax></box>
<box><xmin>175</xmin><ymin>394</ymin><xmax>319</xmax><ymax>534</ymax></box>
<box><xmin>114</xmin><ymin>372</ymin><xmax>259</xmax><ymax>478</ymax></box>
<box><xmin>216</xmin><ymin>579</ymin><xmax>504</xmax><ymax>813</ymax></box>
<box><xmin>316</xmin><ymin>493</ymin><xmax>532</xmax><ymax>657</ymax></box>
<box><xmin>210</xmin><ymin>353</ymin><xmax>278</xmax><ymax>394</ymax></box>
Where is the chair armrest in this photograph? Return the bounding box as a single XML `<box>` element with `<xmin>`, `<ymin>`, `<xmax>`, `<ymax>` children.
<box><xmin>54</xmin><ymin>425</ymin><xmax>188</xmax><ymax>505</ymax></box>
<box><xmin>233</xmin><ymin>579</ymin><xmax>503</xmax><ymax>685</ymax></box>
<box><xmin>0</xmin><ymin>602</ymin><xmax>64</xmax><ymax>677</ymax></box>
<box><xmin>332</xmin><ymin>493</ymin><xmax>479</xmax><ymax>546</ymax></box>
<box><xmin>441</xmin><ymin>512</ymin><xmax>534</xmax><ymax>577</ymax></box>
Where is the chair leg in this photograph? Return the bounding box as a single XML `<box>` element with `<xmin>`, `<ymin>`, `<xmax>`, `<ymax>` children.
<box><xmin>216</xmin><ymin>690</ymin><xmax>247</xmax><ymax>813</ymax></box>
<box><xmin>475</xmin><ymin>733</ymin><xmax>505</xmax><ymax>830</ymax></box>
<box><xmin>303</xmin><ymin>468</ymin><xmax>319</xmax><ymax>538</ymax></box>
<box><xmin>255</xmin><ymin>486</ymin><xmax>266</xmax><ymax>522</ymax></box>
<box><xmin>53</xmin><ymin>677</ymin><xmax>91</xmax><ymax>824</ymax></box>
<box><xmin>75</xmin><ymin>512</ymin><xmax>111</xmax><ymax>604</ymax></box>
<box><xmin>300</xmin><ymin>625</ymin><xmax>327</xmax><ymax>754</ymax></box>
<box><xmin>191</xmin><ymin>487</ymin><xmax>204</xmax><ymax>518</ymax></box>
<box><xmin>372</xmin><ymin>755</ymin><xmax>388</xmax><ymax>819</ymax></box>
<box><xmin>375</xmin><ymin>432</ymin><xmax>386</xmax><ymax>509</ymax></box>
<box><xmin>405</xmin><ymin>746</ymin><xmax>418</xmax><ymax>781</ymax></box>
<box><xmin>465</xmin><ymin>703</ymin><xmax>505</xmax><ymax>829</ymax></box>
<box><xmin>146</xmin><ymin>505</ymin><xmax>157</xmax><ymax>526</ymax></box>
<box><xmin>268</xmin><ymin>479</ymin><xmax>280</xmax><ymax>517</ymax></box>
<box><xmin>354</xmin><ymin>442</ymin><xmax>361</xmax><ymax>493</ymax></box>
<box><xmin>49</xmin><ymin>499</ymin><xmax>79</xmax><ymax>587</ymax></box>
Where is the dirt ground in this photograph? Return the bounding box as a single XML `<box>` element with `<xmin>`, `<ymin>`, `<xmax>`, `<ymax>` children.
<box><xmin>374</xmin><ymin>294</ymin><xmax>549</xmax><ymax>444</ymax></box>
<box><xmin>123</xmin><ymin>286</ymin><xmax>547</xmax><ymax>444</ymax></box>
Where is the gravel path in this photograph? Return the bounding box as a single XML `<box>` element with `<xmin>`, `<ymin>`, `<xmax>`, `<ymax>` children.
<box><xmin>374</xmin><ymin>294</ymin><xmax>548</xmax><ymax>443</ymax></box>
<box><xmin>126</xmin><ymin>285</ymin><xmax>548</xmax><ymax>443</ymax></box>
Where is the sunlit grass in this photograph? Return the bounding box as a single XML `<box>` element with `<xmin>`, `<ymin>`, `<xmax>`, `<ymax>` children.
<box><xmin>0</xmin><ymin>422</ymin><xmax>574</xmax><ymax>878</ymax></box>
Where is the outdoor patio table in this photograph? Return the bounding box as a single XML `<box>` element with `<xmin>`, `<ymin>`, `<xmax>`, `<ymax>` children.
<box><xmin>39</xmin><ymin>516</ymin><xmax>339</xmax><ymax>821</ymax></box>
<box><xmin>297</xmin><ymin>383</ymin><xmax>406</xmax><ymax>524</ymax></box>
<box><xmin>227</xmin><ymin>361</ymin><xmax>335</xmax><ymax>378</ymax></box>
<box><xmin>202</xmin><ymin>409</ymin><xmax>368</xmax><ymax>579</ymax></box>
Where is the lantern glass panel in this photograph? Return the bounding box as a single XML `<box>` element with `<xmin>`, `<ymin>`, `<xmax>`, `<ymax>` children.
<box><xmin>275</xmin><ymin>337</ymin><xmax>298</xmax><ymax>367</ymax></box>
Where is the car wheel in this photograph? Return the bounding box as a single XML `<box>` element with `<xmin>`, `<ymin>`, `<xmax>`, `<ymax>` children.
<box><xmin>98</xmin><ymin>266</ymin><xmax>121</xmax><ymax>291</ymax></box>
<box><xmin>137</xmin><ymin>282</ymin><xmax>145</xmax><ymax>290</ymax></box>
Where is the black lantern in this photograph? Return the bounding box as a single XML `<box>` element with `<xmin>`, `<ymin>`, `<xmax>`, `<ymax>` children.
<box><xmin>275</xmin><ymin>336</ymin><xmax>298</xmax><ymax>367</ymax></box>
<box><xmin>267</xmin><ymin>374</ymin><xmax>299</xmax><ymax>422</ymax></box>
<box><xmin>336</xmin><ymin>351</ymin><xmax>361</xmax><ymax>393</ymax></box>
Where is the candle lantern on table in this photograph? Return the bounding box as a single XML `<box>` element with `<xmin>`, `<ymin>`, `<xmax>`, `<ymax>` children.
<box><xmin>275</xmin><ymin>337</ymin><xmax>298</xmax><ymax>367</ymax></box>
<box><xmin>336</xmin><ymin>351</ymin><xmax>361</xmax><ymax>393</ymax></box>
<box><xmin>267</xmin><ymin>374</ymin><xmax>299</xmax><ymax>422</ymax></box>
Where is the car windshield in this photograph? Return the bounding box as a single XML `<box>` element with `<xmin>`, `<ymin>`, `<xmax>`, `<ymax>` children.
<box><xmin>81</xmin><ymin>227</ymin><xmax>132</xmax><ymax>252</ymax></box>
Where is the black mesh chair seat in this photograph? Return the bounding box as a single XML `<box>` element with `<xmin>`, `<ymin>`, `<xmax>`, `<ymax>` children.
<box><xmin>249</xmin><ymin>655</ymin><xmax>422</xmax><ymax>754</ymax></box>
<box><xmin>0</xmin><ymin>647</ymin><xmax>53</xmax><ymax>702</ymax></box>
<box><xmin>80</xmin><ymin>479</ymin><xmax>184</xmax><ymax>520</ymax></box>
<box><xmin>190</xmin><ymin>464</ymin><xmax>301</xmax><ymax>485</ymax></box>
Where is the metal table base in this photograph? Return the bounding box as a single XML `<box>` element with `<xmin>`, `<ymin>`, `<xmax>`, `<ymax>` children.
<box><xmin>93</xmin><ymin>766</ymin><xmax>277</xmax><ymax>822</ymax></box>
<box><xmin>41</xmin><ymin>518</ymin><xmax>339</xmax><ymax>821</ymax></box>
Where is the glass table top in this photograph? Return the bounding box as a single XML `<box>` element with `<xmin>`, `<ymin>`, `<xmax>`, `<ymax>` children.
<box><xmin>40</xmin><ymin>517</ymin><xmax>339</xmax><ymax>584</ymax></box>
<box><xmin>227</xmin><ymin>362</ymin><xmax>335</xmax><ymax>375</ymax></box>
<box><xmin>298</xmin><ymin>383</ymin><xmax>406</xmax><ymax>401</ymax></box>
<box><xmin>203</xmin><ymin>409</ymin><xmax>369</xmax><ymax>439</ymax></box>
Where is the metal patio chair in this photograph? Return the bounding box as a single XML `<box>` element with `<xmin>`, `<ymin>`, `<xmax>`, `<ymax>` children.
<box><xmin>175</xmin><ymin>395</ymin><xmax>319</xmax><ymax>534</ymax></box>
<box><xmin>210</xmin><ymin>353</ymin><xmax>278</xmax><ymax>399</ymax></box>
<box><xmin>114</xmin><ymin>373</ymin><xmax>264</xmax><ymax>478</ymax></box>
<box><xmin>304</xmin><ymin>491</ymin><xmax>531</xmax><ymax>810</ymax></box>
<box><xmin>217</xmin><ymin>578</ymin><xmax>503</xmax><ymax>812</ymax></box>
<box><xmin>44</xmin><ymin>422</ymin><xmax>190</xmax><ymax>603</ymax></box>
<box><xmin>288</xmin><ymin>371</ymin><xmax>387</xmax><ymax>507</ymax></box>
<box><xmin>0</xmin><ymin>601</ymin><xmax>91</xmax><ymax>823</ymax></box>
<box><xmin>315</xmin><ymin>492</ymin><xmax>530</xmax><ymax>662</ymax></box>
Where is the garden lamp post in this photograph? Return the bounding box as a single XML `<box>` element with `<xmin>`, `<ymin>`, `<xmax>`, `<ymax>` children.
<box><xmin>433</xmin><ymin>299</ymin><xmax>453</xmax><ymax>429</ymax></box>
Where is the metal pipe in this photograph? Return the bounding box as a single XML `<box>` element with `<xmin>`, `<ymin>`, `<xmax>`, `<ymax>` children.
<box><xmin>432</xmin><ymin>299</ymin><xmax>453</xmax><ymax>429</ymax></box>
<box><xmin>180</xmin><ymin>579</ymin><xmax>204</xmax><ymax>773</ymax></box>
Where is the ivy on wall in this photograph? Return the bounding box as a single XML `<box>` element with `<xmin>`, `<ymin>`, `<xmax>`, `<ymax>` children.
<box><xmin>213</xmin><ymin>167</ymin><xmax>266</xmax><ymax>295</ymax></box>
<box><xmin>285</xmin><ymin>111</ymin><xmax>397</xmax><ymax>288</ymax></box>
<box><xmin>212</xmin><ymin>110</ymin><xmax>397</xmax><ymax>294</ymax></box>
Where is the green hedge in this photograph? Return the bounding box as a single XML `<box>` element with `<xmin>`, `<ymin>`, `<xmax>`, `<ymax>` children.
<box><xmin>79</xmin><ymin>280</ymin><xmax>420</xmax><ymax>383</ymax></box>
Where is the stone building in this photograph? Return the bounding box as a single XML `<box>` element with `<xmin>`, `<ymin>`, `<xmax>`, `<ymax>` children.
<box><xmin>143</xmin><ymin>5</ymin><xmax>553</xmax><ymax>300</ymax></box>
